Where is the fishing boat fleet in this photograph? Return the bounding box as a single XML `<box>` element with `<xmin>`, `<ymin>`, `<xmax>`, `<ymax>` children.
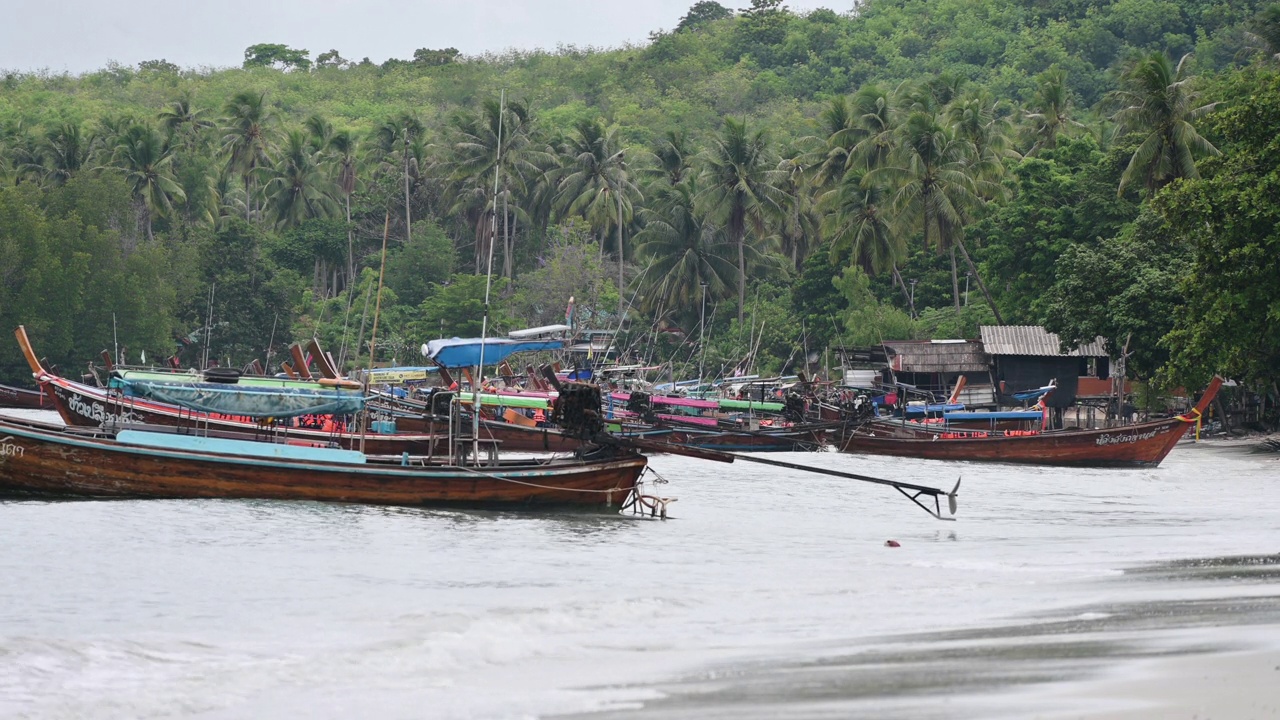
<box><xmin>0</xmin><ymin>321</ymin><xmax>1221</xmax><ymax>520</ymax></box>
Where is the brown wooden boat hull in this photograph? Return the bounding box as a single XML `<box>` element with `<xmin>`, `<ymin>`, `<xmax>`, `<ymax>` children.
<box><xmin>0</xmin><ymin>417</ymin><xmax>646</xmax><ymax>509</ymax></box>
<box><xmin>839</xmin><ymin>383</ymin><xmax>1219</xmax><ymax>467</ymax></box>
<box><xmin>838</xmin><ymin>417</ymin><xmax>1192</xmax><ymax>467</ymax></box>
<box><xmin>0</xmin><ymin>384</ymin><xmax>48</xmax><ymax>409</ymax></box>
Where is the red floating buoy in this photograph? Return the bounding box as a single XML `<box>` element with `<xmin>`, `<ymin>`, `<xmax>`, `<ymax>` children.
<box><xmin>884</xmin><ymin>540</ymin><xmax>901</xmax><ymax>547</ymax></box>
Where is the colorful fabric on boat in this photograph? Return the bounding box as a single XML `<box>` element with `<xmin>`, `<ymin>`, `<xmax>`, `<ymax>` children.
<box><xmin>110</xmin><ymin>378</ymin><xmax>366</xmax><ymax>418</ymax></box>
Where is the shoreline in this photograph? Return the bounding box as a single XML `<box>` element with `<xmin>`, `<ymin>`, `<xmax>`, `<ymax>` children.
<box><xmin>561</xmin><ymin>555</ymin><xmax>1280</xmax><ymax>719</ymax></box>
<box><xmin>1025</xmin><ymin>633</ymin><xmax>1280</xmax><ymax>719</ymax></box>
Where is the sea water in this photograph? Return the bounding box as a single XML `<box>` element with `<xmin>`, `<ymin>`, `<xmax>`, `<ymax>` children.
<box><xmin>1</xmin><ymin>408</ymin><xmax>1277</xmax><ymax>719</ymax></box>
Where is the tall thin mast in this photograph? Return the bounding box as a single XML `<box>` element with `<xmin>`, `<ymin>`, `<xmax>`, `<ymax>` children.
<box><xmin>474</xmin><ymin>90</ymin><xmax>505</xmax><ymax>460</ymax></box>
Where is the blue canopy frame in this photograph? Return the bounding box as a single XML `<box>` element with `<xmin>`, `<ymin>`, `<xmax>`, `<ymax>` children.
<box><xmin>426</xmin><ymin>338</ymin><xmax>564</xmax><ymax>369</ymax></box>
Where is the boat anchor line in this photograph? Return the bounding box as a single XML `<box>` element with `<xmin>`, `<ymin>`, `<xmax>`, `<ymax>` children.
<box><xmin>624</xmin><ymin>438</ymin><xmax>959</xmax><ymax>521</ymax></box>
<box><xmin>730</xmin><ymin>453</ymin><xmax>960</xmax><ymax>521</ymax></box>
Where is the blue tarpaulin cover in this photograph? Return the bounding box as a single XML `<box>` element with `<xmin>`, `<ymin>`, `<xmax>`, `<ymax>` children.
<box><xmin>426</xmin><ymin>338</ymin><xmax>564</xmax><ymax>369</ymax></box>
<box><xmin>943</xmin><ymin>411</ymin><xmax>1043</xmax><ymax>420</ymax></box>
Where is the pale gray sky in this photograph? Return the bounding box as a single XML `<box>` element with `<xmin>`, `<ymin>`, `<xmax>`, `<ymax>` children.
<box><xmin>2</xmin><ymin>0</ymin><xmax>840</xmax><ymax>74</ymax></box>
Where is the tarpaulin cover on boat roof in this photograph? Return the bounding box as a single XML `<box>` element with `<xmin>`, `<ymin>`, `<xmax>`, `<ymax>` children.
<box><xmin>110</xmin><ymin>378</ymin><xmax>366</xmax><ymax>418</ymax></box>
<box><xmin>425</xmin><ymin>338</ymin><xmax>564</xmax><ymax>369</ymax></box>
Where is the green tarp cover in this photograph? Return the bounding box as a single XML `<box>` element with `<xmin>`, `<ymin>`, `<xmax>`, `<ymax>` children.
<box><xmin>718</xmin><ymin>399</ymin><xmax>785</xmax><ymax>411</ymax></box>
<box><xmin>457</xmin><ymin>392</ymin><xmax>552</xmax><ymax>410</ymax></box>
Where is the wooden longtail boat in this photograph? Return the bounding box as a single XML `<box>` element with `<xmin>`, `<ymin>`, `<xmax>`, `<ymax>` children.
<box><xmin>0</xmin><ymin>414</ymin><xmax>647</xmax><ymax>509</ymax></box>
<box><xmin>12</xmin><ymin>324</ymin><xmax>445</xmax><ymax>456</ymax></box>
<box><xmin>0</xmin><ymin>384</ymin><xmax>47</xmax><ymax>410</ymax></box>
<box><xmin>837</xmin><ymin>378</ymin><xmax>1221</xmax><ymax>468</ymax></box>
<box><xmin>36</xmin><ymin>373</ymin><xmax>449</xmax><ymax>456</ymax></box>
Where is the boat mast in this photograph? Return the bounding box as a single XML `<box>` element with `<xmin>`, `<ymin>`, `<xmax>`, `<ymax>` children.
<box><xmin>474</xmin><ymin>89</ymin><xmax>505</xmax><ymax>461</ymax></box>
<box><xmin>361</xmin><ymin>211</ymin><xmax>391</xmax><ymax>453</ymax></box>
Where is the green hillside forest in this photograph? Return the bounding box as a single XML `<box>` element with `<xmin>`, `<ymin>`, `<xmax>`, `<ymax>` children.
<box><xmin>2</xmin><ymin>0</ymin><xmax>1278</xmax><ymax>409</ymax></box>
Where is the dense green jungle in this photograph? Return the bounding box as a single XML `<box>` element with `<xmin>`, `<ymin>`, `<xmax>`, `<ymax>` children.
<box><xmin>1</xmin><ymin>0</ymin><xmax>1278</xmax><ymax>413</ymax></box>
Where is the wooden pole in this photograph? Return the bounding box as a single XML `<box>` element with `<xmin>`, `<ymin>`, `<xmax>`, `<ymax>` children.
<box><xmin>361</xmin><ymin>210</ymin><xmax>391</xmax><ymax>453</ymax></box>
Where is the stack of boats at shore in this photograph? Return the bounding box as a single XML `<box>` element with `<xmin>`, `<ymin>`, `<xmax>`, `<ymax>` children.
<box><xmin>0</xmin><ymin>324</ymin><xmax>1221</xmax><ymax>516</ymax></box>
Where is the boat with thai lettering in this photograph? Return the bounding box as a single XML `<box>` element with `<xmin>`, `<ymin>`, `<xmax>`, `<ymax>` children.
<box><xmin>3</xmin><ymin>327</ymin><xmax>655</xmax><ymax>510</ymax></box>
<box><xmin>0</xmin><ymin>383</ymin><xmax>47</xmax><ymax>410</ymax></box>
<box><xmin>835</xmin><ymin>378</ymin><xmax>1221</xmax><ymax>468</ymax></box>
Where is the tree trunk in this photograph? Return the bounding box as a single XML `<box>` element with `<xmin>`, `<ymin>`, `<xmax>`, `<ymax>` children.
<box><xmin>949</xmin><ymin>246</ymin><xmax>962</xmax><ymax>320</ymax></box>
<box><xmin>891</xmin><ymin>264</ymin><xmax>913</xmax><ymax>315</ymax></box>
<box><xmin>953</xmin><ymin>237</ymin><xmax>1005</xmax><ymax>325</ymax></box>
<box><xmin>737</xmin><ymin>232</ymin><xmax>746</xmax><ymax>326</ymax></box>
<box><xmin>244</xmin><ymin>175</ymin><xmax>251</xmax><ymax>223</ymax></box>
<box><xmin>504</xmin><ymin>210</ymin><xmax>514</xmax><ymax>283</ymax></box>
<box><xmin>503</xmin><ymin>188</ymin><xmax>512</xmax><ymax>281</ymax></box>
<box><xmin>403</xmin><ymin>148</ymin><xmax>412</xmax><ymax>248</ymax></box>
<box><xmin>345</xmin><ymin>193</ymin><xmax>354</xmax><ymax>291</ymax></box>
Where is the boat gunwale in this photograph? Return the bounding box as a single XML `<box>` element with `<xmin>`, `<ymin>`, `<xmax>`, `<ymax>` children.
<box><xmin>0</xmin><ymin>417</ymin><xmax>644</xmax><ymax>480</ymax></box>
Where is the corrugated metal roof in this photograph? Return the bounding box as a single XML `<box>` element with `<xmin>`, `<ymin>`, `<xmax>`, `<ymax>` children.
<box><xmin>882</xmin><ymin>340</ymin><xmax>990</xmax><ymax>373</ymax></box>
<box><xmin>979</xmin><ymin>326</ymin><xmax>1108</xmax><ymax>357</ymax></box>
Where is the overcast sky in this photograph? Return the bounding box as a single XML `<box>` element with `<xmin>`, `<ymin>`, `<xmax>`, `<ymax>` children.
<box><xmin>1</xmin><ymin>0</ymin><xmax>841</xmax><ymax>75</ymax></box>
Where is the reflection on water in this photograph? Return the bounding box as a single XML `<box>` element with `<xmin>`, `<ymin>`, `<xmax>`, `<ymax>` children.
<box><xmin>0</xmin><ymin>421</ymin><xmax>1278</xmax><ymax>719</ymax></box>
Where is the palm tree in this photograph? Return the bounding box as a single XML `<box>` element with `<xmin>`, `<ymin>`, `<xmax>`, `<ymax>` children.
<box><xmin>1245</xmin><ymin>3</ymin><xmax>1280</xmax><ymax>61</ymax></box>
<box><xmin>774</xmin><ymin>150</ymin><xmax>821</xmax><ymax>270</ymax></box>
<box><xmin>221</xmin><ymin>91</ymin><xmax>275</xmax><ymax>223</ymax></box>
<box><xmin>374</xmin><ymin>112</ymin><xmax>425</xmax><ymax>251</ymax></box>
<box><xmin>810</xmin><ymin>95</ymin><xmax>858</xmax><ymax>189</ymax></box>
<box><xmin>41</xmin><ymin>123</ymin><xmax>89</xmax><ymax>186</ymax></box>
<box><xmin>818</xmin><ymin>171</ymin><xmax>913</xmax><ymax>310</ymax></box>
<box><xmin>447</xmin><ymin>99</ymin><xmax>551</xmax><ymax>281</ymax></box>
<box><xmin>159</xmin><ymin>95</ymin><xmax>215</xmax><ymax>150</ymax></box>
<box><xmin>105</xmin><ymin>123</ymin><xmax>187</xmax><ymax>241</ymax></box>
<box><xmin>869</xmin><ymin>112</ymin><xmax>1004</xmax><ymax>323</ymax></box>
<box><xmin>556</xmin><ymin>118</ymin><xmax>640</xmax><ymax>314</ymax></box>
<box><xmin>266</xmin><ymin>129</ymin><xmax>339</xmax><ymax>295</ymax></box>
<box><xmin>1110</xmin><ymin>52</ymin><xmax>1220</xmax><ymax>196</ymax></box>
<box><xmin>651</xmin><ymin>129</ymin><xmax>694</xmax><ymax>187</ymax></box>
<box><xmin>633</xmin><ymin>180</ymin><xmax>737</xmax><ymax>326</ymax></box>
<box><xmin>698</xmin><ymin>117</ymin><xmax>784</xmax><ymax>323</ymax></box>
<box><xmin>265</xmin><ymin>129</ymin><xmax>337</xmax><ymax>230</ymax></box>
<box><xmin>304</xmin><ymin>114</ymin><xmax>333</xmax><ymax>155</ymax></box>
<box><xmin>1023</xmin><ymin>67</ymin><xmax>1085</xmax><ymax>156</ymax></box>
<box><xmin>850</xmin><ymin>84</ymin><xmax>898</xmax><ymax>173</ymax></box>
<box><xmin>947</xmin><ymin>90</ymin><xmax>1021</xmax><ymax>170</ymax></box>
<box><xmin>326</xmin><ymin>128</ymin><xmax>360</xmax><ymax>285</ymax></box>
